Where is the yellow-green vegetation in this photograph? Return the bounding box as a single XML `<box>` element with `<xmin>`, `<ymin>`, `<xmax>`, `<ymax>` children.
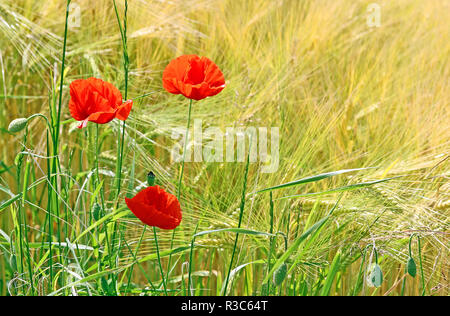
<box><xmin>0</xmin><ymin>0</ymin><xmax>448</xmax><ymax>296</ymax></box>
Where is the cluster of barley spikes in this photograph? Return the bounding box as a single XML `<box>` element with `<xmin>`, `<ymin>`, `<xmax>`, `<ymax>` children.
<box><xmin>0</xmin><ymin>0</ymin><xmax>448</xmax><ymax>296</ymax></box>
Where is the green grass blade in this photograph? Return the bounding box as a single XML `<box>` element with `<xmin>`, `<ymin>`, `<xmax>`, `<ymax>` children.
<box><xmin>0</xmin><ymin>194</ymin><xmax>22</xmax><ymax>213</ymax></box>
<box><xmin>254</xmin><ymin>167</ymin><xmax>375</xmax><ymax>194</ymax></box>
<box><xmin>320</xmin><ymin>251</ymin><xmax>342</xmax><ymax>296</ymax></box>
<box><xmin>138</xmin><ymin>245</ymin><xmax>191</xmax><ymax>264</ymax></box>
<box><xmin>278</xmin><ymin>177</ymin><xmax>398</xmax><ymax>199</ymax></box>
<box><xmin>262</xmin><ymin>198</ymin><xmax>341</xmax><ymax>285</ymax></box>
<box><xmin>193</xmin><ymin>228</ymin><xmax>275</xmax><ymax>238</ymax></box>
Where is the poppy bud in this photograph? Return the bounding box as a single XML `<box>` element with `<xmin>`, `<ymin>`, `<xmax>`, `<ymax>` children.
<box><xmin>9</xmin><ymin>254</ymin><xmax>17</xmax><ymax>271</ymax></box>
<box><xmin>273</xmin><ymin>263</ymin><xmax>288</xmax><ymax>286</ymax></box>
<box><xmin>92</xmin><ymin>203</ymin><xmax>102</xmax><ymax>221</ymax></box>
<box><xmin>407</xmin><ymin>257</ymin><xmax>417</xmax><ymax>277</ymax></box>
<box><xmin>147</xmin><ymin>171</ymin><xmax>156</xmax><ymax>186</ymax></box>
<box><xmin>8</xmin><ymin>118</ymin><xmax>28</xmax><ymax>133</ymax></box>
<box><xmin>366</xmin><ymin>263</ymin><xmax>383</xmax><ymax>287</ymax></box>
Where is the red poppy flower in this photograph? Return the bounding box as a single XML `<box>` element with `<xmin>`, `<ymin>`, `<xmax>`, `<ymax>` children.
<box><xmin>163</xmin><ymin>55</ymin><xmax>225</xmax><ymax>101</ymax></box>
<box><xmin>125</xmin><ymin>185</ymin><xmax>182</xmax><ymax>230</ymax></box>
<box><xmin>69</xmin><ymin>77</ymin><xmax>133</xmax><ymax>128</ymax></box>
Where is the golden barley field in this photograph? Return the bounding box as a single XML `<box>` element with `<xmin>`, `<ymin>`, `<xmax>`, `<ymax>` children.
<box><xmin>0</xmin><ymin>0</ymin><xmax>448</xmax><ymax>296</ymax></box>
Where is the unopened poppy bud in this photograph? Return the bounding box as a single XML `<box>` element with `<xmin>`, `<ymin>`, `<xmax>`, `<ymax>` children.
<box><xmin>9</xmin><ymin>254</ymin><xmax>17</xmax><ymax>271</ymax></box>
<box><xmin>8</xmin><ymin>118</ymin><xmax>28</xmax><ymax>133</ymax></box>
<box><xmin>92</xmin><ymin>203</ymin><xmax>102</xmax><ymax>221</ymax></box>
<box><xmin>147</xmin><ymin>171</ymin><xmax>156</xmax><ymax>186</ymax></box>
<box><xmin>407</xmin><ymin>257</ymin><xmax>417</xmax><ymax>277</ymax></box>
<box><xmin>273</xmin><ymin>263</ymin><xmax>287</xmax><ymax>286</ymax></box>
<box><xmin>367</xmin><ymin>263</ymin><xmax>383</xmax><ymax>288</ymax></box>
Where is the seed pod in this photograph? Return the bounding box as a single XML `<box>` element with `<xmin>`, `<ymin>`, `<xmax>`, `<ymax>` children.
<box><xmin>407</xmin><ymin>257</ymin><xmax>417</xmax><ymax>278</ymax></box>
<box><xmin>8</xmin><ymin>118</ymin><xmax>28</xmax><ymax>133</ymax></box>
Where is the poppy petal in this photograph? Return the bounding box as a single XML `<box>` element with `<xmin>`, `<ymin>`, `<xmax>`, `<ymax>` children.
<box><xmin>68</xmin><ymin>77</ymin><xmax>128</xmax><ymax>127</ymax></box>
<box><xmin>88</xmin><ymin>77</ymin><xmax>123</xmax><ymax>110</ymax></box>
<box><xmin>163</xmin><ymin>78</ymin><xmax>181</xmax><ymax>95</ymax></box>
<box><xmin>86</xmin><ymin>111</ymin><xmax>116</xmax><ymax>125</ymax></box>
<box><xmin>162</xmin><ymin>55</ymin><xmax>225</xmax><ymax>101</ymax></box>
<box><xmin>125</xmin><ymin>186</ymin><xmax>182</xmax><ymax>230</ymax></box>
<box><xmin>115</xmin><ymin>100</ymin><xmax>133</xmax><ymax>121</ymax></box>
<box><xmin>184</xmin><ymin>56</ymin><xmax>206</xmax><ymax>85</ymax></box>
<box><xmin>186</xmin><ymin>82</ymin><xmax>210</xmax><ymax>101</ymax></box>
<box><xmin>69</xmin><ymin>79</ymin><xmax>90</xmax><ymax>121</ymax></box>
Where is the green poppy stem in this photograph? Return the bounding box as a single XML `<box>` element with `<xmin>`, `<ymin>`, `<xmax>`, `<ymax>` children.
<box><xmin>55</xmin><ymin>0</ymin><xmax>71</xmax><ymax>144</ymax></box>
<box><xmin>112</xmin><ymin>0</ymin><xmax>129</xmax><ymax>203</ymax></box>
<box><xmin>265</xmin><ymin>192</ymin><xmax>275</xmax><ymax>295</ymax></box>
<box><xmin>110</xmin><ymin>0</ymin><xmax>129</xmax><ymax>296</ymax></box>
<box><xmin>177</xmin><ymin>99</ymin><xmax>193</xmax><ymax>199</ymax></box>
<box><xmin>410</xmin><ymin>233</ymin><xmax>426</xmax><ymax>296</ymax></box>
<box><xmin>44</xmin><ymin>0</ymin><xmax>71</xmax><ymax>293</ymax></box>
<box><xmin>187</xmin><ymin>222</ymin><xmax>200</xmax><ymax>296</ymax></box>
<box><xmin>153</xmin><ymin>227</ymin><xmax>168</xmax><ymax>295</ymax></box>
<box><xmin>223</xmin><ymin>139</ymin><xmax>252</xmax><ymax>295</ymax></box>
<box><xmin>166</xmin><ymin>99</ymin><xmax>193</xmax><ymax>282</ymax></box>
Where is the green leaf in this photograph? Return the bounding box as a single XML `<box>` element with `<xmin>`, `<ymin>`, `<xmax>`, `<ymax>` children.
<box><xmin>254</xmin><ymin>167</ymin><xmax>375</xmax><ymax>193</ymax></box>
<box><xmin>221</xmin><ymin>261</ymin><xmax>264</xmax><ymax>295</ymax></box>
<box><xmin>127</xmin><ymin>153</ymin><xmax>136</xmax><ymax>198</ymax></box>
<box><xmin>0</xmin><ymin>241</ymin><xmax>96</xmax><ymax>251</ymax></box>
<box><xmin>137</xmin><ymin>245</ymin><xmax>191</xmax><ymax>264</ymax></box>
<box><xmin>262</xmin><ymin>214</ymin><xmax>330</xmax><ymax>285</ymax></box>
<box><xmin>48</xmin><ymin>268</ymin><xmax>122</xmax><ymax>296</ymax></box>
<box><xmin>73</xmin><ymin>208</ymin><xmax>128</xmax><ymax>243</ymax></box>
<box><xmin>261</xmin><ymin>283</ymin><xmax>269</xmax><ymax>296</ymax></box>
<box><xmin>407</xmin><ymin>257</ymin><xmax>417</xmax><ymax>278</ymax></box>
<box><xmin>279</xmin><ymin>177</ymin><xmax>398</xmax><ymax>199</ymax></box>
<box><xmin>0</xmin><ymin>229</ymin><xmax>10</xmax><ymax>243</ymax></box>
<box><xmin>264</xmin><ymin>197</ymin><xmax>342</xmax><ymax>285</ymax></box>
<box><xmin>101</xmin><ymin>277</ymin><xmax>115</xmax><ymax>296</ymax></box>
<box><xmin>0</xmin><ymin>194</ymin><xmax>22</xmax><ymax>213</ymax></box>
<box><xmin>193</xmin><ymin>228</ymin><xmax>275</xmax><ymax>238</ymax></box>
<box><xmin>0</xmin><ymin>161</ymin><xmax>13</xmax><ymax>175</ymax></box>
<box><xmin>320</xmin><ymin>251</ymin><xmax>342</xmax><ymax>296</ymax></box>
<box><xmin>89</xmin><ymin>180</ymin><xmax>104</xmax><ymax>208</ymax></box>
<box><xmin>0</xmin><ymin>184</ymin><xmax>14</xmax><ymax>197</ymax></box>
